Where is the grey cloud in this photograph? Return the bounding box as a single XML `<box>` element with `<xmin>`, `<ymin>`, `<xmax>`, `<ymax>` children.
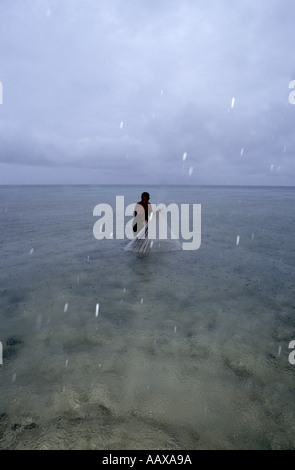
<box><xmin>1</xmin><ymin>0</ymin><xmax>295</xmax><ymax>185</ymax></box>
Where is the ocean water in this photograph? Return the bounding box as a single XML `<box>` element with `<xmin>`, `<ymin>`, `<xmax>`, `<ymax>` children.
<box><xmin>0</xmin><ymin>184</ymin><xmax>295</xmax><ymax>450</ymax></box>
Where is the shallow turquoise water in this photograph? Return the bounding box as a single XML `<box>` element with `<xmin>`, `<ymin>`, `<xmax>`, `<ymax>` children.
<box><xmin>0</xmin><ymin>185</ymin><xmax>295</xmax><ymax>449</ymax></box>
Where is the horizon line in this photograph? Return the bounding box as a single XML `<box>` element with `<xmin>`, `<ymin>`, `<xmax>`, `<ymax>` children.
<box><xmin>0</xmin><ymin>183</ymin><xmax>295</xmax><ymax>189</ymax></box>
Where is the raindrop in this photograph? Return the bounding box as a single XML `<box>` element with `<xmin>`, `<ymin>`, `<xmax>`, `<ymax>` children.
<box><xmin>251</xmin><ymin>233</ymin><xmax>255</xmax><ymax>240</ymax></box>
<box><xmin>141</xmin><ymin>298</ymin><xmax>144</xmax><ymax>304</ymax></box>
<box><xmin>270</xmin><ymin>164</ymin><xmax>274</xmax><ymax>171</ymax></box>
<box><xmin>95</xmin><ymin>303</ymin><xmax>100</xmax><ymax>317</ymax></box>
<box><xmin>278</xmin><ymin>346</ymin><xmax>282</xmax><ymax>357</ymax></box>
<box><xmin>36</xmin><ymin>314</ymin><xmax>42</xmax><ymax>329</ymax></box>
<box><xmin>29</xmin><ymin>248</ymin><xmax>34</xmax><ymax>255</ymax></box>
<box><xmin>174</xmin><ymin>326</ymin><xmax>177</xmax><ymax>334</ymax></box>
<box><xmin>12</xmin><ymin>373</ymin><xmax>16</xmax><ymax>384</ymax></box>
<box><xmin>160</xmin><ymin>89</ymin><xmax>164</xmax><ymax>97</ymax></box>
<box><xmin>240</xmin><ymin>148</ymin><xmax>244</xmax><ymax>157</ymax></box>
<box><xmin>182</xmin><ymin>152</ymin><xmax>187</xmax><ymax>161</ymax></box>
<box><xmin>64</xmin><ymin>303</ymin><xmax>68</xmax><ymax>313</ymax></box>
<box><xmin>236</xmin><ymin>236</ymin><xmax>240</xmax><ymax>246</ymax></box>
<box><xmin>188</xmin><ymin>167</ymin><xmax>194</xmax><ymax>177</ymax></box>
<box><xmin>65</xmin><ymin>359</ymin><xmax>69</xmax><ymax>367</ymax></box>
<box><xmin>231</xmin><ymin>97</ymin><xmax>235</xmax><ymax>108</ymax></box>
<box><xmin>120</xmin><ymin>121</ymin><xmax>124</xmax><ymax>129</ymax></box>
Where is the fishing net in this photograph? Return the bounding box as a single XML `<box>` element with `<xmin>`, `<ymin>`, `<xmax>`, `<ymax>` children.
<box><xmin>124</xmin><ymin>211</ymin><xmax>182</xmax><ymax>253</ymax></box>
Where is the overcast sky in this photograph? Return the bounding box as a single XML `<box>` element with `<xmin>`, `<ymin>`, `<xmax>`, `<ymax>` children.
<box><xmin>1</xmin><ymin>0</ymin><xmax>295</xmax><ymax>185</ymax></box>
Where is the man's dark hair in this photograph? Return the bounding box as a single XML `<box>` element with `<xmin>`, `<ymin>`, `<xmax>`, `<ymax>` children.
<box><xmin>141</xmin><ymin>192</ymin><xmax>150</xmax><ymax>200</ymax></box>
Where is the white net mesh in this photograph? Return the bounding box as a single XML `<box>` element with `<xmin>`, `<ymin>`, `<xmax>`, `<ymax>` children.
<box><xmin>124</xmin><ymin>211</ymin><xmax>182</xmax><ymax>253</ymax></box>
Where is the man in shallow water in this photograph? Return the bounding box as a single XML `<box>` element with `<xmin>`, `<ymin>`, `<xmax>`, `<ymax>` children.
<box><xmin>132</xmin><ymin>192</ymin><xmax>153</xmax><ymax>236</ymax></box>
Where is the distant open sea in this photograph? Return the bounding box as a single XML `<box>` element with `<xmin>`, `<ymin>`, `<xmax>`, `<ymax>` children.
<box><xmin>0</xmin><ymin>184</ymin><xmax>295</xmax><ymax>450</ymax></box>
